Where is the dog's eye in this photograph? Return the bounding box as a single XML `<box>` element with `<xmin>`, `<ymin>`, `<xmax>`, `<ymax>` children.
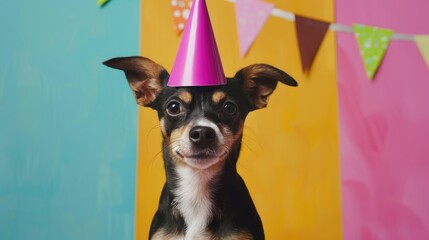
<box><xmin>166</xmin><ymin>101</ymin><xmax>184</xmax><ymax>117</ymax></box>
<box><xmin>223</xmin><ymin>101</ymin><xmax>237</xmax><ymax>115</ymax></box>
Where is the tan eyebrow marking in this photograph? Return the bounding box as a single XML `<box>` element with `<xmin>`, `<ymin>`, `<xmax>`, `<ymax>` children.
<box><xmin>178</xmin><ymin>90</ymin><xmax>192</xmax><ymax>104</ymax></box>
<box><xmin>212</xmin><ymin>91</ymin><xmax>226</xmax><ymax>104</ymax></box>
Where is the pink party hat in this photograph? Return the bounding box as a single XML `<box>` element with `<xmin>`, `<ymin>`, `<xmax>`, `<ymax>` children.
<box><xmin>168</xmin><ymin>0</ymin><xmax>226</xmax><ymax>87</ymax></box>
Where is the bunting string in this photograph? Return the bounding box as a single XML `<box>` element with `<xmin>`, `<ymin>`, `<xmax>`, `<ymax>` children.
<box><xmin>225</xmin><ymin>0</ymin><xmax>415</xmax><ymax>41</ymax></box>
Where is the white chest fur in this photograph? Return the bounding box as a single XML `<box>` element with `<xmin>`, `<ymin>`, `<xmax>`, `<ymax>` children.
<box><xmin>173</xmin><ymin>165</ymin><xmax>219</xmax><ymax>240</ymax></box>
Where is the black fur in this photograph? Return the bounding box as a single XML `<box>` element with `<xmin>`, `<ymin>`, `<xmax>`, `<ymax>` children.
<box><xmin>103</xmin><ymin>56</ymin><xmax>297</xmax><ymax>240</ymax></box>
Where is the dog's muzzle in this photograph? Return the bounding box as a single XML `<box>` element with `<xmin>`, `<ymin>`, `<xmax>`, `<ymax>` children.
<box><xmin>173</xmin><ymin>119</ymin><xmax>227</xmax><ymax>170</ymax></box>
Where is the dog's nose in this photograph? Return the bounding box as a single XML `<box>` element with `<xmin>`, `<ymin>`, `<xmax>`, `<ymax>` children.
<box><xmin>189</xmin><ymin>126</ymin><xmax>217</xmax><ymax>147</ymax></box>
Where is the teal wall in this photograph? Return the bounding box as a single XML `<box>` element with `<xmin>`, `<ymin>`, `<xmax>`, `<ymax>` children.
<box><xmin>0</xmin><ymin>1</ymin><xmax>140</xmax><ymax>239</ymax></box>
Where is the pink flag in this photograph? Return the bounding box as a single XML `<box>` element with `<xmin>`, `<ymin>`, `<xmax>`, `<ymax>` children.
<box><xmin>235</xmin><ymin>0</ymin><xmax>274</xmax><ymax>57</ymax></box>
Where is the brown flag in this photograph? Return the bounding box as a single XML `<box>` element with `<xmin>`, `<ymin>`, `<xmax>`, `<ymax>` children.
<box><xmin>295</xmin><ymin>15</ymin><xmax>330</xmax><ymax>72</ymax></box>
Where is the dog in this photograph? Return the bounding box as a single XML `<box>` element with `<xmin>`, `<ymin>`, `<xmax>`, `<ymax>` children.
<box><xmin>103</xmin><ymin>56</ymin><xmax>297</xmax><ymax>240</ymax></box>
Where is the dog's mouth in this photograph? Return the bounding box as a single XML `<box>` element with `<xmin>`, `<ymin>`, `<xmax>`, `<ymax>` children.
<box><xmin>175</xmin><ymin>149</ymin><xmax>228</xmax><ymax>169</ymax></box>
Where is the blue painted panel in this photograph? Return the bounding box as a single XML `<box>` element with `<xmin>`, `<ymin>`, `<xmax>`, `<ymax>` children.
<box><xmin>0</xmin><ymin>1</ymin><xmax>140</xmax><ymax>239</ymax></box>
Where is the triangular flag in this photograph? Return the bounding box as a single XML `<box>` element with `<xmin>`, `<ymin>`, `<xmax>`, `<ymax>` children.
<box><xmin>235</xmin><ymin>0</ymin><xmax>274</xmax><ymax>57</ymax></box>
<box><xmin>353</xmin><ymin>24</ymin><xmax>393</xmax><ymax>79</ymax></box>
<box><xmin>97</xmin><ymin>0</ymin><xmax>110</xmax><ymax>7</ymax></box>
<box><xmin>295</xmin><ymin>15</ymin><xmax>330</xmax><ymax>72</ymax></box>
<box><xmin>171</xmin><ymin>0</ymin><xmax>193</xmax><ymax>35</ymax></box>
<box><xmin>415</xmin><ymin>35</ymin><xmax>429</xmax><ymax>69</ymax></box>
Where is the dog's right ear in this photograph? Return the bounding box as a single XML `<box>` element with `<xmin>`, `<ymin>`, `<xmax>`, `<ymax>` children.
<box><xmin>103</xmin><ymin>56</ymin><xmax>167</xmax><ymax>108</ymax></box>
<box><xmin>234</xmin><ymin>64</ymin><xmax>297</xmax><ymax>111</ymax></box>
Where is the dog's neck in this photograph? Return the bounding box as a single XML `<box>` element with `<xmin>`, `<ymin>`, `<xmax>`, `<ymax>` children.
<box><xmin>173</xmin><ymin>164</ymin><xmax>219</xmax><ymax>238</ymax></box>
<box><xmin>162</xmin><ymin>140</ymin><xmax>241</xmax><ymax>238</ymax></box>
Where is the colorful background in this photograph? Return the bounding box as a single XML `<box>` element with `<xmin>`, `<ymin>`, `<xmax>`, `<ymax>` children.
<box><xmin>337</xmin><ymin>0</ymin><xmax>429</xmax><ymax>239</ymax></box>
<box><xmin>0</xmin><ymin>0</ymin><xmax>428</xmax><ymax>239</ymax></box>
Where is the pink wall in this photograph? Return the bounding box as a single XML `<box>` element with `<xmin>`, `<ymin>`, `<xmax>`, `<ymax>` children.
<box><xmin>336</xmin><ymin>0</ymin><xmax>429</xmax><ymax>239</ymax></box>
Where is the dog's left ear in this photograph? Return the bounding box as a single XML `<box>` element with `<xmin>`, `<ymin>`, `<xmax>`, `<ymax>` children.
<box><xmin>103</xmin><ymin>56</ymin><xmax>167</xmax><ymax>108</ymax></box>
<box><xmin>235</xmin><ymin>64</ymin><xmax>297</xmax><ymax>111</ymax></box>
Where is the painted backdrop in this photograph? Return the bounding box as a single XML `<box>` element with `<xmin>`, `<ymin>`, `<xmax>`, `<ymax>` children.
<box><xmin>0</xmin><ymin>1</ymin><xmax>140</xmax><ymax>239</ymax></box>
<box><xmin>337</xmin><ymin>0</ymin><xmax>429</xmax><ymax>239</ymax></box>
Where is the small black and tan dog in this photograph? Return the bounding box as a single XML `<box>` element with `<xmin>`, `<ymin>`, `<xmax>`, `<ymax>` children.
<box><xmin>104</xmin><ymin>56</ymin><xmax>297</xmax><ymax>240</ymax></box>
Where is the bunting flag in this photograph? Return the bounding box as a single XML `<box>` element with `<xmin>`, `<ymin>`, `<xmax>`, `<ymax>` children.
<box><xmin>97</xmin><ymin>0</ymin><xmax>110</xmax><ymax>7</ymax></box>
<box><xmin>415</xmin><ymin>35</ymin><xmax>429</xmax><ymax>69</ymax></box>
<box><xmin>171</xmin><ymin>0</ymin><xmax>193</xmax><ymax>34</ymax></box>
<box><xmin>235</xmin><ymin>0</ymin><xmax>274</xmax><ymax>57</ymax></box>
<box><xmin>295</xmin><ymin>15</ymin><xmax>330</xmax><ymax>72</ymax></box>
<box><xmin>353</xmin><ymin>24</ymin><xmax>393</xmax><ymax>79</ymax></box>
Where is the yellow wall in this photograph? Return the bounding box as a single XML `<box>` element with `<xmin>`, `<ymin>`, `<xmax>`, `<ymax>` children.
<box><xmin>136</xmin><ymin>0</ymin><xmax>342</xmax><ymax>239</ymax></box>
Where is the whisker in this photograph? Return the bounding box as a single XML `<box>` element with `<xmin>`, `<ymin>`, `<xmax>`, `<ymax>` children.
<box><xmin>242</xmin><ymin>125</ymin><xmax>261</xmax><ymax>144</ymax></box>
<box><xmin>242</xmin><ymin>132</ymin><xmax>261</xmax><ymax>149</ymax></box>
<box><xmin>140</xmin><ymin>124</ymin><xmax>163</xmax><ymax>167</ymax></box>
<box><xmin>240</xmin><ymin>140</ymin><xmax>254</xmax><ymax>153</ymax></box>
<box><xmin>243</xmin><ymin>125</ymin><xmax>258</xmax><ymax>136</ymax></box>
<box><xmin>150</xmin><ymin>149</ymin><xmax>164</xmax><ymax>163</ymax></box>
<box><xmin>242</xmin><ymin>134</ymin><xmax>259</xmax><ymax>144</ymax></box>
<box><xmin>146</xmin><ymin>124</ymin><xmax>161</xmax><ymax>137</ymax></box>
<box><xmin>143</xmin><ymin>124</ymin><xmax>161</xmax><ymax>149</ymax></box>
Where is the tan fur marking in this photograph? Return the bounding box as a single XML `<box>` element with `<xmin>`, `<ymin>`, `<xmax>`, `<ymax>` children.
<box><xmin>130</xmin><ymin>78</ymin><xmax>162</xmax><ymax>106</ymax></box>
<box><xmin>167</xmin><ymin>118</ymin><xmax>242</xmax><ymax>169</ymax></box>
<box><xmin>168</xmin><ymin>126</ymin><xmax>189</xmax><ymax>166</ymax></box>
<box><xmin>241</xmin><ymin>64</ymin><xmax>281</xmax><ymax>109</ymax></box>
<box><xmin>212</xmin><ymin>91</ymin><xmax>226</xmax><ymax>104</ymax></box>
<box><xmin>178</xmin><ymin>90</ymin><xmax>192</xmax><ymax>104</ymax></box>
<box><xmin>126</xmin><ymin>59</ymin><xmax>164</xmax><ymax>106</ymax></box>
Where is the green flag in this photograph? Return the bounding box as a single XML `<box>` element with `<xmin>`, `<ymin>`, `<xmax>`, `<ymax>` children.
<box><xmin>415</xmin><ymin>35</ymin><xmax>429</xmax><ymax>69</ymax></box>
<box><xmin>98</xmin><ymin>0</ymin><xmax>110</xmax><ymax>7</ymax></box>
<box><xmin>353</xmin><ymin>24</ymin><xmax>393</xmax><ymax>80</ymax></box>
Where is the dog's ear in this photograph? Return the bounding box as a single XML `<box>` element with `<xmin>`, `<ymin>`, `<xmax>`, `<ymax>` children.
<box><xmin>235</xmin><ymin>64</ymin><xmax>297</xmax><ymax>111</ymax></box>
<box><xmin>103</xmin><ymin>56</ymin><xmax>167</xmax><ymax>108</ymax></box>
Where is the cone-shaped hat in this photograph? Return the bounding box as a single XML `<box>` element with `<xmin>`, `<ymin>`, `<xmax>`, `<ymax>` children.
<box><xmin>168</xmin><ymin>0</ymin><xmax>226</xmax><ymax>87</ymax></box>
